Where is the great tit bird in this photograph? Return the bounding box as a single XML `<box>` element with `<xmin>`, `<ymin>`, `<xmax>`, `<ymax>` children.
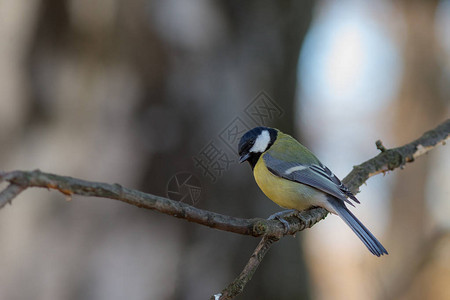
<box><xmin>238</xmin><ymin>126</ymin><xmax>388</xmax><ymax>257</ymax></box>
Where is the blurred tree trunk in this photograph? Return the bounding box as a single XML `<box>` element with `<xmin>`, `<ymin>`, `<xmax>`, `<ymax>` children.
<box><xmin>15</xmin><ymin>0</ymin><xmax>315</xmax><ymax>299</ymax></box>
<box><xmin>137</xmin><ymin>2</ymin><xmax>315</xmax><ymax>299</ymax></box>
<box><xmin>381</xmin><ymin>1</ymin><xmax>447</xmax><ymax>299</ymax></box>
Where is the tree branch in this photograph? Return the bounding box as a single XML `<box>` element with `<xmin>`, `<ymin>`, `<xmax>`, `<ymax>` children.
<box><xmin>344</xmin><ymin>118</ymin><xmax>449</xmax><ymax>192</ymax></box>
<box><xmin>0</xmin><ymin>170</ymin><xmax>285</xmax><ymax>237</ymax></box>
<box><xmin>0</xmin><ymin>183</ymin><xmax>26</xmax><ymax>208</ymax></box>
<box><xmin>214</xmin><ymin>208</ymin><xmax>326</xmax><ymax>300</ymax></box>
<box><xmin>215</xmin><ymin>236</ymin><xmax>279</xmax><ymax>300</ymax></box>
<box><xmin>0</xmin><ymin>119</ymin><xmax>448</xmax><ymax>300</ymax></box>
<box><xmin>214</xmin><ymin>118</ymin><xmax>449</xmax><ymax>299</ymax></box>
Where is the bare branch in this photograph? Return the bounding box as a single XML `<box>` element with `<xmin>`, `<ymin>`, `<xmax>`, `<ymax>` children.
<box><xmin>0</xmin><ymin>183</ymin><xmax>26</xmax><ymax>209</ymax></box>
<box><xmin>0</xmin><ymin>170</ymin><xmax>283</xmax><ymax>237</ymax></box>
<box><xmin>344</xmin><ymin>118</ymin><xmax>449</xmax><ymax>192</ymax></box>
<box><xmin>214</xmin><ymin>236</ymin><xmax>279</xmax><ymax>300</ymax></box>
<box><xmin>0</xmin><ymin>118</ymin><xmax>448</xmax><ymax>300</ymax></box>
<box><xmin>216</xmin><ymin>118</ymin><xmax>449</xmax><ymax>299</ymax></box>
<box><xmin>214</xmin><ymin>208</ymin><xmax>326</xmax><ymax>300</ymax></box>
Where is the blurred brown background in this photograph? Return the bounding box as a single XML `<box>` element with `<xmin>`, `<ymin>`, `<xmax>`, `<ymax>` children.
<box><xmin>0</xmin><ymin>1</ymin><xmax>449</xmax><ymax>299</ymax></box>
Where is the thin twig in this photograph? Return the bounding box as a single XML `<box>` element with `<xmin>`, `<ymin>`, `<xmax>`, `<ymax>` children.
<box><xmin>215</xmin><ymin>236</ymin><xmax>279</xmax><ymax>300</ymax></box>
<box><xmin>0</xmin><ymin>184</ymin><xmax>26</xmax><ymax>209</ymax></box>
<box><xmin>344</xmin><ymin>119</ymin><xmax>449</xmax><ymax>191</ymax></box>
<box><xmin>214</xmin><ymin>208</ymin><xmax>327</xmax><ymax>300</ymax></box>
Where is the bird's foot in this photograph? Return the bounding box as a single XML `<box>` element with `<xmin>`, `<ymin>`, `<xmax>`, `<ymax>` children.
<box><xmin>268</xmin><ymin>209</ymin><xmax>299</xmax><ymax>233</ymax></box>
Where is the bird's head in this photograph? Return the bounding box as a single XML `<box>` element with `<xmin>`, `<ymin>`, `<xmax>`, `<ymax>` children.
<box><xmin>238</xmin><ymin>127</ymin><xmax>277</xmax><ymax>168</ymax></box>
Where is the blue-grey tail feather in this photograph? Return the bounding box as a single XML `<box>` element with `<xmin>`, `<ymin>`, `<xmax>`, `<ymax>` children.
<box><xmin>327</xmin><ymin>196</ymin><xmax>388</xmax><ymax>257</ymax></box>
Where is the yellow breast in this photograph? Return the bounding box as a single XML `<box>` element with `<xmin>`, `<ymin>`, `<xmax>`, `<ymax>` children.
<box><xmin>253</xmin><ymin>154</ymin><xmax>324</xmax><ymax>211</ymax></box>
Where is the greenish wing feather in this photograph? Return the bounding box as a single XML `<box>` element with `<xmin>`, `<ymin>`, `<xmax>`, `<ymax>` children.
<box><xmin>267</xmin><ymin>133</ymin><xmax>321</xmax><ymax>164</ymax></box>
<box><xmin>263</xmin><ymin>152</ymin><xmax>358</xmax><ymax>207</ymax></box>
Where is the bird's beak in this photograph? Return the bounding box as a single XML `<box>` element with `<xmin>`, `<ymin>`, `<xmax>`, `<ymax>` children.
<box><xmin>239</xmin><ymin>153</ymin><xmax>250</xmax><ymax>163</ymax></box>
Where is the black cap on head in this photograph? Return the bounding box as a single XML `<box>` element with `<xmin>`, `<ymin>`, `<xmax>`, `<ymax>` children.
<box><xmin>238</xmin><ymin>127</ymin><xmax>277</xmax><ymax>168</ymax></box>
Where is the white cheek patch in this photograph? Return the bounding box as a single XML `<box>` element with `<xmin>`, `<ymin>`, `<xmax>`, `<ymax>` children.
<box><xmin>284</xmin><ymin>165</ymin><xmax>307</xmax><ymax>175</ymax></box>
<box><xmin>250</xmin><ymin>130</ymin><xmax>270</xmax><ymax>153</ymax></box>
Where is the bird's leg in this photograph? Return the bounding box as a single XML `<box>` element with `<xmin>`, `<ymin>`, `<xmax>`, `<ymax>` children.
<box><xmin>268</xmin><ymin>209</ymin><xmax>299</xmax><ymax>233</ymax></box>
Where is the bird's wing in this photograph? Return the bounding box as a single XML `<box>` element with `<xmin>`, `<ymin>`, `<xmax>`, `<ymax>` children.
<box><xmin>263</xmin><ymin>153</ymin><xmax>359</xmax><ymax>206</ymax></box>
